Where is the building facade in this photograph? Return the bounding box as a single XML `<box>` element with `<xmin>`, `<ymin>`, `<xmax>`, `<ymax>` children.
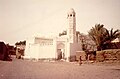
<box><xmin>24</xmin><ymin>8</ymin><xmax>82</xmax><ymax>61</ymax></box>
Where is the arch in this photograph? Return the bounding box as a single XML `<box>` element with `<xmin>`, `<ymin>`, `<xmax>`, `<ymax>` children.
<box><xmin>57</xmin><ymin>43</ymin><xmax>65</xmax><ymax>49</ymax></box>
<box><xmin>57</xmin><ymin>43</ymin><xmax>65</xmax><ymax>60</ymax></box>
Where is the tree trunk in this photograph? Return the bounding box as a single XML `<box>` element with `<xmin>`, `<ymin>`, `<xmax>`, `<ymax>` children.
<box><xmin>97</xmin><ymin>46</ymin><xmax>101</xmax><ymax>51</ymax></box>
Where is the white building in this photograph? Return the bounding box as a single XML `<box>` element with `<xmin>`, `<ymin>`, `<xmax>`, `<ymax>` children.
<box><xmin>24</xmin><ymin>8</ymin><xmax>82</xmax><ymax>61</ymax></box>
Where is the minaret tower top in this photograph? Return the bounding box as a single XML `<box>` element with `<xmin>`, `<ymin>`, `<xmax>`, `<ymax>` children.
<box><xmin>67</xmin><ymin>8</ymin><xmax>76</xmax><ymax>43</ymax></box>
<box><xmin>67</xmin><ymin>8</ymin><xmax>75</xmax><ymax>16</ymax></box>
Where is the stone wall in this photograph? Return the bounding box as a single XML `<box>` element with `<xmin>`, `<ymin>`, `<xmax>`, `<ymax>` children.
<box><xmin>96</xmin><ymin>49</ymin><xmax>120</xmax><ymax>62</ymax></box>
<box><xmin>76</xmin><ymin>51</ymin><xmax>86</xmax><ymax>61</ymax></box>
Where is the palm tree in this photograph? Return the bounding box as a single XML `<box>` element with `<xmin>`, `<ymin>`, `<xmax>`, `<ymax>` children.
<box><xmin>88</xmin><ymin>24</ymin><xmax>107</xmax><ymax>51</ymax></box>
<box><xmin>102</xmin><ymin>28</ymin><xmax>120</xmax><ymax>49</ymax></box>
<box><xmin>88</xmin><ymin>24</ymin><xmax>120</xmax><ymax>50</ymax></box>
<box><xmin>103</xmin><ymin>28</ymin><xmax>120</xmax><ymax>44</ymax></box>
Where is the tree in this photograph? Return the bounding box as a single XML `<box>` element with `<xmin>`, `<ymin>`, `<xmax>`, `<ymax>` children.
<box><xmin>59</xmin><ymin>30</ymin><xmax>67</xmax><ymax>36</ymax></box>
<box><xmin>102</xmin><ymin>28</ymin><xmax>120</xmax><ymax>49</ymax></box>
<box><xmin>103</xmin><ymin>28</ymin><xmax>120</xmax><ymax>44</ymax></box>
<box><xmin>15</xmin><ymin>40</ymin><xmax>26</xmax><ymax>45</ymax></box>
<box><xmin>88</xmin><ymin>24</ymin><xmax>108</xmax><ymax>51</ymax></box>
<box><xmin>79</xmin><ymin>33</ymin><xmax>96</xmax><ymax>51</ymax></box>
<box><xmin>79</xmin><ymin>33</ymin><xmax>87</xmax><ymax>51</ymax></box>
<box><xmin>0</xmin><ymin>42</ymin><xmax>12</xmax><ymax>61</ymax></box>
<box><xmin>88</xmin><ymin>24</ymin><xmax>120</xmax><ymax>50</ymax></box>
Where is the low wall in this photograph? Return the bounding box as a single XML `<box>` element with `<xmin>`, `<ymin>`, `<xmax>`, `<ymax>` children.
<box><xmin>69</xmin><ymin>55</ymin><xmax>76</xmax><ymax>62</ymax></box>
<box><xmin>96</xmin><ymin>49</ymin><xmax>120</xmax><ymax>62</ymax></box>
<box><xmin>76</xmin><ymin>51</ymin><xmax>86</xmax><ymax>61</ymax></box>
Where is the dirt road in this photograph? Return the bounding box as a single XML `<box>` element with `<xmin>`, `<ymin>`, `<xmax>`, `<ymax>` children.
<box><xmin>0</xmin><ymin>57</ymin><xmax>120</xmax><ymax>79</ymax></box>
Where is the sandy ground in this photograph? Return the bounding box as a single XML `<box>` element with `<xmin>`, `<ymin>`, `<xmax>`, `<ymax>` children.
<box><xmin>0</xmin><ymin>56</ymin><xmax>120</xmax><ymax>79</ymax></box>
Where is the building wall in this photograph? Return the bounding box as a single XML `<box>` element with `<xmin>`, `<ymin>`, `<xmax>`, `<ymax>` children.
<box><xmin>24</xmin><ymin>37</ymin><xmax>57</xmax><ymax>59</ymax></box>
<box><xmin>29</xmin><ymin>44</ymin><xmax>56</xmax><ymax>59</ymax></box>
<box><xmin>35</xmin><ymin>37</ymin><xmax>53</xmax><ymax>45</ymax></box>
<box><xmin>69</xmin><ymin>43</ymin><xmax>82</xmax><ymax>61</ymax></box>
<box><xmin>24</xmin><ymin>37</ymin><xmax>35</xmax><ymax>56</ymax></box>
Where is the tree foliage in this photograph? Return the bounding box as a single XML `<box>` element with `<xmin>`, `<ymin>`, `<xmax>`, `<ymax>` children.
<box><xmin>79</xmin><ymin>33</ymin><xmax>96</xmax><ymax>51</ymax></box>
<box><xmin>15</xmin><ymin>40</ymin><xmax>26</xmax><ymax>45</ymax></box>
<box><xmin>59</xmin><ymin>30</ymin><xmax>67</xmax><ymax>36</ymax></box>
<box><xmin>88</xmin><ymin>24</ymin><xmax>120</xmax><ymax>51</ymax></box>
<box><xmin>104</xmin><ymin>28</ymin><xmax>120</xmax><ymax>44</ymax></box>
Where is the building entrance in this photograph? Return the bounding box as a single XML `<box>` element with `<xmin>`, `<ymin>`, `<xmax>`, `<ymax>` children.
<box><xmin>57</xmin><ymin>43</ymin><xmax>65</xmax><ymax>60</ymax></box>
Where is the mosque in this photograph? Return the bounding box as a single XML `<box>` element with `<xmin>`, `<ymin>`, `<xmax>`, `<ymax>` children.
<box><xmin>24</xmin><ymin>8</ymin><xmax>82</xmax><ymax>61</ymax></box>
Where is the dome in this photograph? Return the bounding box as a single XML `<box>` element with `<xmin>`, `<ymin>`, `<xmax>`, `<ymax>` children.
<box><xmin>67</xmin><ymin>8</ymin><xmax>75</xmax><ymax>14</ymax></box>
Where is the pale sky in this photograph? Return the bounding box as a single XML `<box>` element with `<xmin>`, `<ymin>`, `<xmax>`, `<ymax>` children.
<box><xmin>0</xmin><ymin>0</ymin><xmax>120</xmax><ymax>45</ymax></box>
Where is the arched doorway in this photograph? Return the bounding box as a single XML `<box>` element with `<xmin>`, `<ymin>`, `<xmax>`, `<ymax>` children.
<box><xmin>57</xmin><ymin>43</ymin><xmax>65</xmax><ymax>60</ymax></box>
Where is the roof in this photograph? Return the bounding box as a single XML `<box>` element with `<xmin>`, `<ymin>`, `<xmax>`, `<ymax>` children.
<box><xmin>111</xmin><ymin>38</ymin><xmax>120</xmax><ymax>43</ymax></box>
<box><xmin>67</xmin><ymin>8</ymin><xmax>75</xmax><ymax>14</ymax></box>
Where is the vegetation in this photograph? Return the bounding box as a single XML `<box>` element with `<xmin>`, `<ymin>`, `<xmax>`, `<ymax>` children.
<box><xmin>59</xmin><ymin>30</ymin><xmax>67</xmax><ymax>36</ymax></box>
<box><xmin>0</xmin><ymin>42</ymin><xmax>12</xmax><ymax>61</ymax></box>
<box><xmin>79</xmin><ymin>33</ymin><xmax>87</xmax><ymax>51</ymax></box>
<box><xmin>103</xmin><ymin>28</ymin><xmax>120</xmax><ymax>44</ymax></box>
<box><xmin>15</xmin><ymin>40</ymin><xmax>26</xmax><ymax>45</ymax></box>
<box><xmin>88</xmin><ymin>24</ymin><xmax>120</xmax><ymax>51</ymax></box>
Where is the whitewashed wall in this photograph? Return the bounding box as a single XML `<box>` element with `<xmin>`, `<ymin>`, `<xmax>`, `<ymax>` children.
<box><xmin>38</xmin><ymin>44</ymin><xmax>56</xmax><ymax>59</ymax></box>
<box><xmin>24</xmin><ymin>37</ymin><xmax>35</xmax><ymax>57</ymax></box>
<box><xmin>26</xmin><ymin>43</ymin><xmax>56</xmax><ymax>59</ymax></box>
<box><xmin>29</xmin><ymin>44</ymin><xmax>39</xmax><ymax>59</ymax></box>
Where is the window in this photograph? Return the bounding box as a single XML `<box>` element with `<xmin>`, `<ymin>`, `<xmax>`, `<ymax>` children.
<box><xmin>68</xmin><ymin>15</ymin><xmax>69</xmax><ymax>17</ymax></box>
<box><xmin>73</xmin><ymin>14</ymin><xmax>75</xmax><ymax>17</ymax></box>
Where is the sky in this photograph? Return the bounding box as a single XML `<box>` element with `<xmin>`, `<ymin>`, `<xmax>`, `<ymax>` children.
<box><xmin>0</xmin><ymin>0</ymin><xmax>120</xmax><ymax>45</ymax></box>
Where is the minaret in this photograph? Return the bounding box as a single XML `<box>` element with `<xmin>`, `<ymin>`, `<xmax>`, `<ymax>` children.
<box><xmin>67</xmin><ymin>8</ymin><xmax>76</xmax><ymax>43</ymax></box>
